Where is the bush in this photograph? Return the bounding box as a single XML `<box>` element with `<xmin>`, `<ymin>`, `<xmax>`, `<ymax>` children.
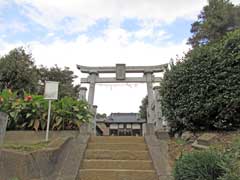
<box><xmin>160</xmin><ymin>29</ymin><xmax>240</xmax><ymax>132</ymax></box>
<box><xmin>174</xmin><ymin>150</ymin><xmax>225</xmax><ymax>180</ymax></box>
<box><xmin>0</xmin><ymin>89</ymin><xmax>92</xmax><ymax>130</ymax></box>
<box><xmin>219</xmin><ymin>138</ymin><xmax>240</xmax><ymax>180</ymax></box>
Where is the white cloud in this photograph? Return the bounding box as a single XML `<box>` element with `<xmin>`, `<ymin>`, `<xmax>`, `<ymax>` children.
<box><xmin>8</xmin><ymin>21</ymin><xmax>28</xmax><ymax>33</ymax></box>
<box><xmin>0</xmin><ymin>38</ymin><xmax>25</xmax><ymax>56</ymax></box>
<box><xmin>13</xmin><ymin>0</ymin><xmax>240</xmax><ymax>33</ymax></box>
<box><xmin>4</xmin><ymin>0</ymin><xmax>238</xmax><ymax>34</ymax></box>
<box><xmin>0</xmin><ymin>15</ymin><xmax>28</xmax><ymax>34</ymax></box>
<box><xmin>28</xmin><ymin>28</ymin><xmax>189</xmax><ymax>68</ymax></box>
<box><xmin>13</xmin><ymin>0</ymin><xmax>207</xmax><ymax>33</ymax></box>
<box><xmin>231</xmin><ymin>0</ymin><xmax>240</xmax><ymax>5</ymax></box>
<box><xmin>133</xmin><ymin>28</ymin><xmax>171</xmax><ymax>42</ymax></box>
<box><xmin>0</xmin><ymin>0</ymin><xmax>7</xmax><ymax>8</ymax></box>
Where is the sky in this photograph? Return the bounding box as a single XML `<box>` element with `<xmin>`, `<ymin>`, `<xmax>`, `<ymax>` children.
<box><xmin>0</xmin><ymin>0</ymin><xmax>240</xmax><ymax>114</ymax></box>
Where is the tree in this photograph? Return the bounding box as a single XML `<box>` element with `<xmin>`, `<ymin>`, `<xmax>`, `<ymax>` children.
<box><xmin>139</xmin><ymin>95</ymin><xmax>148</xmax><ymax>119</ymax></box>
<box><xmin>0</xmin><ymin>47</ymin><xmax>81</xmax><ymax>99</ymax></box>
<box><xmin>188</xmin><ymin>0</ymin><xmax>240</xmax><ymax>47</ymax></box>
<box><xmin>38</xmin><ymin>65</ymin><xmax>80</xmax><ymax>99</ymax></box>
<box><xmin>96</xmin><ymin>113</ymin><xmax>107</xmax><ymax>119</ymax></box>
<box><xmin>0</xmin><ymin>47</ymin><xmax>39</xmax><ymax>93</ymax></box>
<box><xmin>161</xmin><ymin>29</ymin><xmax>240</xmax><ymax>133</ymax></box>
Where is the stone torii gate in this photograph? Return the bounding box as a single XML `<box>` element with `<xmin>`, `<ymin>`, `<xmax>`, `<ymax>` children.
<box><xmin>77</xmin><ymin>64</ymin><xmax>167</xmax><ymax>134</ymax></box>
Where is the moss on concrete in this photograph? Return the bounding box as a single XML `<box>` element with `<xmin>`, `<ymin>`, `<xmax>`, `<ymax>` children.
<box><xmin>1</xmin><ymin>136</ymin><xmax>70</xmax><ymax>152</ymax></box>
<box><xmin>1</xmin><ymin>141</ymin><xmax>49</xmax><ymax>152</ymax></box>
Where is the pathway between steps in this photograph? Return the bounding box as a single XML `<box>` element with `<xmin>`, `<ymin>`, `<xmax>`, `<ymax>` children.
<box><xmin>76</xmin><ymin>136</ymin><xmax>158</xmax><ymax>180</ymax></box>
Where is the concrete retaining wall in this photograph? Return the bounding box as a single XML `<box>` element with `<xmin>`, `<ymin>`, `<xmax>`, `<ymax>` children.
<box><xmin>145</xmin><ymin>135</ymin><xmax>173</xmax><ymax>180</ymax></box>
<box><xmin>0</xmin><ymin>137</ymin><xmax>70</xmax><ymax>180</ymax></box>
<box><xmin>0</xmin><ymin>132</ymin><xmax>90</xmax><ymax>180</ymax></box>
<box><xmin>4</xmin><ymin>130</ymin><xmax>79</xmax><ymax>144</ymax></box>
<box><xmin>0</xmin><ymin>112</ymin><xmax>8</xmax><ymax>145</ymax></box>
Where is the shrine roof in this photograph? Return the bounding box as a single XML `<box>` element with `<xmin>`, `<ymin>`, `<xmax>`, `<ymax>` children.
<box><xmin>105</xmin><ymin>113</ymin><xmax>146</xmax><ymax>124</ymax></box>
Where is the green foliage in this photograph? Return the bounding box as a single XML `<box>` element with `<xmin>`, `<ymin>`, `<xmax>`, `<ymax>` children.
<box><xmin>96</xmin><ymin>113</ymin><xmax>107</xmax><ymax>119</ymax></box>
<box><xmin>188</xmin><ymin>0</ymin><xmax>240</xmax><ymax>47</ymax></box>
<box><xmin>139</xmin><ymin>95</ymin><xmax>148</xmax><ymax>119</ymax></box>
<box><xmin>175</xmin><ymin>138</ymin><xmax>187</xmax><ymax>145</ymax></box>
<box><xmin>52</xmin><ymin>97</ymin><xmax>92</xmax><ymax>130</ymax></box>
<box><xmin>0</xmin><ymin>89</ymin><xmax>17</xmax><ymax>114</ymax></box>
<box><xmin>161</xmin><ymin>29</ymin><xmax>240</xmax><ymax>133</ymax></box>
<box><xmin>0</xmin><ymin>47</ymin><xmax>81</xmax><ymax>99</ymax></box>
<box><xmin>0</xmin><ymin>89</ymin><xmax>92</xmax><ymax>130</ymax></box>
<box><xmin>174</xmin><ymin>138</ymin><xmax>240</xmax><ymax>180</ymax></box>
<box><xmin>0</xmin><ymin>47</ymin><xmax>39</xmax><ymax>93</ymax></box>
<box><xmin>219</xmin><ymin>138</ymin><xmax>240</xmax><ymax>180</ymax></box>
<box><xmin>10</xmin><ymin>178</ymin><xmax>19</xmax><ymax>180</ymax></box>
<box><xmin>174</xmin><ymin>150</ymin><xmax>225</xmax><ymax>180</ymax></box>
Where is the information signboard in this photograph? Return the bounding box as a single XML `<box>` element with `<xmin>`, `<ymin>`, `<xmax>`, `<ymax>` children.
<box><xmin>44</xmin><ymin>81</ymin><xmax>59</xmax><ymax>141</ymax></box>
<box><xmin>44</xmin><ymin>81</ymin><xmax>59</xmax><ymax>100</ymax></box>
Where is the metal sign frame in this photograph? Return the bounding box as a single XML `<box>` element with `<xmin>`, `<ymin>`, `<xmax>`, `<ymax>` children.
<box><xmin>44</xmin><ymin>81</ymin><xmax>59</xmax><ymax>141</ymax></box>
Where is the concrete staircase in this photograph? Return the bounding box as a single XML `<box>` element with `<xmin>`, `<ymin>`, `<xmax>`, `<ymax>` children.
<box><xmin>77</xmin><ymin>136</ymin><xmax>158</xmax><ymax>180</ymax></box>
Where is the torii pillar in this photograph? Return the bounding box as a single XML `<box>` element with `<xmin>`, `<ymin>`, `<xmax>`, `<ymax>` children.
<box><xmin>153</xmin><ymin>86</ymin><xmax>163</xmax><ymax>129</ymax></box>
<box><xmin>79</xmin><ymin>87</ymin><xmax>87</xmax><ymax>101</ymax></box>
<box><xmin>144</xmin><ymin>71</ymin><xmax>156</xmax><ymax>135</ymax></box>
<box><xmin>86</xmin><ymin>72</ymin><xmax>98</xmax><ymax>135</ymax></box>
<box><xmin>88</xmin><ymin>71</ymin><xmax>98</xmax><ymax>107</ymax></box>
<box><xmin>144</xmin><ymin>71</ymin><xmax>155</xmax><ymax>124</ymax></box>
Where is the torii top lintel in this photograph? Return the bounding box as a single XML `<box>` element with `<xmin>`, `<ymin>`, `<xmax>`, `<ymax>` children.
<box><xmin>77</xmin><ymin>64</ymin><xmax>168</xmax><ymax>74</ymax></box>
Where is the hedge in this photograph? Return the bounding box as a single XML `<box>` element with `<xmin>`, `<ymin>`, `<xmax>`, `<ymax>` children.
<box><xmin>160</xmin><ymin>29</ymin><xmax>240</xmax><ymax>132</ymax></box>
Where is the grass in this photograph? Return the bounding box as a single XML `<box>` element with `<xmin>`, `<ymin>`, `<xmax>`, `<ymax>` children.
<box><xmin>175</xmin><ymin>138</ymin><xmax>187</xmax><ymax>145</ymax></box>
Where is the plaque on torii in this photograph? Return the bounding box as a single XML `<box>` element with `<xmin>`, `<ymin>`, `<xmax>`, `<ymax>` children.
<box><xmin>116</xmin><ymin>64</ymin><xmax>126</xmax><ymax>80</ymax></box>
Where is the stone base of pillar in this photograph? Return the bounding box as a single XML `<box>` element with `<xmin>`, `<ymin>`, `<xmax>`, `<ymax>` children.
<box><xmin>143</xmin><ymin>123</ymin><xmax>170</xmax><ymax>139</ymax></box>
<box><xmin>155</xmin><ymin>128</ymin><xmax>170</xmax><ymax>140</ymax></box>
<box><xmin>90</xmin><ymin>124</ymin><xmax>96</xmax><ymax>136</ymax></box>
<box><xmin>79</xmin><ymin>123</ymin><xmax>92</xmax><ymax>135</ymax></box>
<box><xmin>143</xmin><ymin>123</ymin><xmax>155</xmax><ymax>136</ymax></box>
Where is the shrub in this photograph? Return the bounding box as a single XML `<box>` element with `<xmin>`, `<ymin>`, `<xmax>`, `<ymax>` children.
<box><xmin>0</xmin><ymin>89</ymin><xmax>92</xmax><ymax>130</ymax></box>
<box><xmin>174</xmin><ymin>150</ymin><xmax>225</xmax><ymax>180</ymax></box>
<box><xmin>161</xmin><ymin>29</ymin><xmax>240</xmax><ymax>132</ymax></box>
<box><xmin>51</xmin><ymin>97</ymin><xmax>92</xmax><ymax>130</ymax></box>
<box><xmin>219</xmin><ymin>138</ymin><xmax>240</xmax><ymax>180</ymax></box>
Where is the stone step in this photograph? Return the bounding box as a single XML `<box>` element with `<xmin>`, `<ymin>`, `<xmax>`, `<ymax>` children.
<box><xmin>90</xmin><ymin>136</ymin><xmax>145</xmax><ymax>144</ymax></box>
<box><xmin>79</xmin><ymin>169</ymin><xmax>158</xmax><ymax>180</ymax></box>
<box><xmin>192</xmin><ymin>141</ymin><xmax>209</xmax><ymax>150</ymax></box>
<box><xmin>87</xmin><ymin>143</ymin><xmax>147</xmax><ymax>151</ymax></box>
<box><xmin>81</xmin><ymin>160</ymin><xmax>154</xmax><ymax>170</ymax></box>
<box><xmin>197</xmin><ymin>133</ymin><xmax>216</xmax><ymax>146</ymax></box>
<box><xmin>85</xmin><ymin>150</ymin><xmax>151</xmax><ymax>160</ymax></box>
<box><xmin>197</xmin><ymin>139</ymin><xmax>211</xmax><ymax>146</ymax></box>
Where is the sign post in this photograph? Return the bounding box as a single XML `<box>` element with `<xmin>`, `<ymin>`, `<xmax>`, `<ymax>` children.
<box><xmin>44</xmin><ymin>81</ymin><xmax>59</xmax><ymax>141</ymax></box>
